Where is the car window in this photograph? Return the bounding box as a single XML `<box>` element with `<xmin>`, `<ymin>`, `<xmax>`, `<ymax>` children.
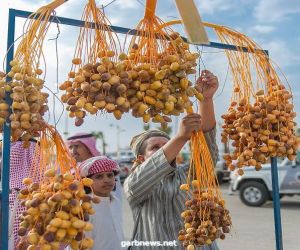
<box><xmin>286</xmin><ymin>161</ymin><xmax>293</xmax><ymax>166</ymax></box>
<box><xmin>296</xmin><ymin>150</ymin><xmax>300</xmax><ymax>165</ymax></box>
<box><xmin>280</xmin><ymin>158</ymin><xmax>294</xmax><ymax>166</ymax></box>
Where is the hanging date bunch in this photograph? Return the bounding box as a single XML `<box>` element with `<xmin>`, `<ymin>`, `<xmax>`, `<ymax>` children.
<box><xmin>119</xmin><ymin>0</ymin><xmax>203</xmax><ymax>128</ymax></box>
<box><xmin>2</xmin><ymin>0</ymin><xmax>67</xmax><ymax>145</ymax></box>
<box><xmin>211</xmin><ymin>25</ymin><xmax>299</xmax><ymax>174</ymax></box>
<box><xmin>178</xmin><ymin>108</ymin><xmax>232</xmax><ymax>249</ymax></box>
<box><xmin>0</xmin><ymin>71</ymin><xmax>10</xmax><ymax>128</ymax></box>
<box><xmin>60</xmin><ymin>0</ymin><xmax>123</xmax><ymax>126</ymax></box>
<box><xmin>16</xmin><ymin>125</ymin><xmax>99</xmax><ymax>250</ymax></box>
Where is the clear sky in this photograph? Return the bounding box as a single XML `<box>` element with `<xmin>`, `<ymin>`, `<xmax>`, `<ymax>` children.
<box><xmin>1</xmin><ymin>0</ymin><xmax>299</xmax><ymax>153</ymax></box>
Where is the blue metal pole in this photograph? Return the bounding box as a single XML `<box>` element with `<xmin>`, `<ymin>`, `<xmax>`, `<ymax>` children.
<box><xmin>270</xmin><ymin>157</ymin><xmax>283</xmax><ymax>250</ymax></box>
<box><xmin>10</xmin><ymin>9</ymin><xmax>268</xmax><ymax>54</ymax></box>
<box><xmin>0</xmin><ymin>8</ymin><xmax>15</xmax><ymax>250</ymax></box>
<box><xmin>266</xmin><ymin>48</ymin><xmax>283</xmax><ymax>250</ymax></box>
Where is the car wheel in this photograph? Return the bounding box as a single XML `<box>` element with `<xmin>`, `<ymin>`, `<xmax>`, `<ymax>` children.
<box><xmin>239</xmin><ymin>181</ymin><xmax>269</xmax><ymax>207</ymax></box>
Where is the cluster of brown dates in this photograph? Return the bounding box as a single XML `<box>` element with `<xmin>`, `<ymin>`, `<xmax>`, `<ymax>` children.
<box><xmin>221</xmin><ymin>85</ymin><xmax>298</xmax><ymax>175</ymax></box>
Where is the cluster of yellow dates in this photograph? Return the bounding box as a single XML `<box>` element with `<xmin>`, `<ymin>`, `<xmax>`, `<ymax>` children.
<box><xmin>17</xmin><ymin>169</ymin><xmax>99</xmax><ymax>250</ymax></box>
<box><xmin>0</xmin><ymin>62</ymin><xmax>49</xmax><ymax>146</ymax></box>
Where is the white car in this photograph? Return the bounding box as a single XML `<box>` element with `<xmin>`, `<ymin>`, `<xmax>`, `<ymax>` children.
<box><xmin>215</xmin><ymin>160</ymin><xmax>231</xmax><ymax>184</ymax></box>
<box><xmin>118</xmin><ymin>150</ymin><xmax>135</xmax><ymax>162</ymax></box>
<box><xmin>230</xmin><ymin>158</ymin><xmax>300</xmax><ymax>206</ymax></box>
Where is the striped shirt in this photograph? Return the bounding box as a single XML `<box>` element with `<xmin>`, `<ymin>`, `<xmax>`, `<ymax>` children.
<box><xmin>124</xmin><ymin>129</ymin><xmax>219</xmax><ymax>250</ymax></box>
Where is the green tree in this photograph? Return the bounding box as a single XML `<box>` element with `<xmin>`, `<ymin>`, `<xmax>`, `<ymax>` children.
<box><xmin>143</xmin><ymin>123</ymin><xmax>150</xmax><ymax>131</ymax></box>
<box><xmin>91</xmin><ymin>131</ymin><xmax>107</xmax><ymax>155</ymax></box>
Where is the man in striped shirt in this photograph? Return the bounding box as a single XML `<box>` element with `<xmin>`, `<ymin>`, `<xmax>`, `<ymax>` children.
<box><xmin>124</xmin><ymin>70</ymin><xmax>220</xmax><ymax>250</ymax></box>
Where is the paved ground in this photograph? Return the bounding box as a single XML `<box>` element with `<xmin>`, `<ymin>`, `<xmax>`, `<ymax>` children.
<box><xmin>122</xmin><ymin>183</ymin><xmax>300</xmax><ymax>250</ymax></box>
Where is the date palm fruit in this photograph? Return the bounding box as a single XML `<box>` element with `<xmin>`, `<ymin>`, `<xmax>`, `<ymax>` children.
<box><xmin>18</xmin><ymin>168</ymin><xmax>99</xmax><ymax>248</ymax></box>
<box><xmin>221</xmin><ymin>86</ymin><xmax>299</xmax><ymax>175</ymax></box>
<box><xmin>178</xmin><ymin>190</ymin><xmax>232</xmax><ymax>247</ymax></box>
<box><xmin>60</xmin><ymin>33</ymin><xmax>201</xmax><ymax>130</ymax></box>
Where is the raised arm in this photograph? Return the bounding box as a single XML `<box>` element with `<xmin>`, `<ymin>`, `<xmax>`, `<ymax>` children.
<box><xmin>195</xmin><ymin>69</ymin><xmax>219</xmax><ymax>164</ymax></box>
<box><xmin>124</xmin><ymin>114</ymin><xmax>202</xmax><ymax>206</ymax></box>
<box><xmin>163</xmin><ymin>113</ymin><xmax>202</xmax><ymax>163</ymax></box>
<box><xmin>195</xmin><ymin>70</ymin><xmax>219</xmax><ymax>132</ymax></box>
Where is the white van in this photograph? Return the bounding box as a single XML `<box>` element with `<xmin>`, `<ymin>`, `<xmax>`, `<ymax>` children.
<box><xmin>230</xmin><ymin>158</ymin><xmax>300</xmax><ymax>206</ymax></box>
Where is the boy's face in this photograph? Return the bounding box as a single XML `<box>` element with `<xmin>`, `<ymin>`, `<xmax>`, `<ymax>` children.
<box><xmin>90</xmin><ymin>171</ymin><xmax>116</xmax><ymax>197</ymax></box>
<box><xmin>68</xmin><ymin>141</ymin><xmax>92</xmax><ymax>162</ymax></box>
<box><xmin>143</xmin><ymin>136</ymin><xmax>169</xmax><ymax>160</ymax></box>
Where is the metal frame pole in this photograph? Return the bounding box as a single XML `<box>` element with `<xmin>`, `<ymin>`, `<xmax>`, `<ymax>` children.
<box><xmin>271</xmin><ymin>157</ymin><xmax>283</xmax><ymax>250</ymax></box>
<box><xmin>5</xmin><ymin>9</ymin><xmax>267</xmax><ymax>54</ymax></box>
<box><xmin>0</xmin><ymin>9</ymin><xmax>15</xmax><ymax>250</ymax></box>
<box><xmin>266</xmin><ymin>48</ymin><xmax>283</xmax><ymax>250</ymax></box>
<box><xmin>0</xmin><ymin>8</ymin><xmax>283</xmax><ymax>250</ymax></box>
